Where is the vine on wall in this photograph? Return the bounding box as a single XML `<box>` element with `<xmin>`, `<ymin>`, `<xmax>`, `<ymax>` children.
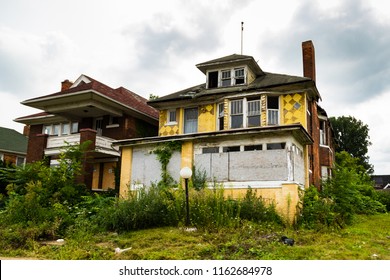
<box><xmin>151</xmin><ymin>141</ymin><xmax>182</xmax><ymax>187</ymax></box>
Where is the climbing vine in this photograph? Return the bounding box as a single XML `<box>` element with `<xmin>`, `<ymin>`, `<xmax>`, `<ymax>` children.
<box><xmin>152</xmin><ymin>141</ymin><xmax>182</xmax><ymax>187</ymax></box>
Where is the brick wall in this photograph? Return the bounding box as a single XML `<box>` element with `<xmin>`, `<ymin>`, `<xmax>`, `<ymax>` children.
<box><xmin>26</xmin><ymin>124</ymin><xmax>47</xmax><ymax>163</ymax></box>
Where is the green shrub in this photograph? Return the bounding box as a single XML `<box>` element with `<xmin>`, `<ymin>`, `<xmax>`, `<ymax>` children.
<box><xmin>297</xmin><ymin>152</ymin><xmax>386</xmax><ymax>230</ymax></box>
<box><xmin>376</xmin><ymin>191</ymin><xmax>390</xmax><ymax>211</ymax></box>
<box><xmin>0</xmin><ymin>142</ymin><xmax>94</xmax><ymax>246</ymax></box>
<box><xmin>191</xmin><ymin>166</ymin><xmax>207</xmax><ymax>191</ymax></box>
<box><xmin>97</xmin><ymin>184</ymin><xmax>183</xmax><ymax>231</ymax></box>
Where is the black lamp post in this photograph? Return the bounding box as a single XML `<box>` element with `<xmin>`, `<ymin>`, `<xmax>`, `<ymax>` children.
<box><xmin>180</xmin><ymin>167</ymin><xmax>192</xmax><ymax>227</ymax></box>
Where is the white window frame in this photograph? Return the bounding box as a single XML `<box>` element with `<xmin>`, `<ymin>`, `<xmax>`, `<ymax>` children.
<box><xmin>247</xmin><ymin>99</ymin><xmax>261</xmax><ymax>127</ymax></box>
<box><xmin>221</xmin><ymin>70</ymin><xmax>231</xmax><ymax>87</ymax></box>
<box><xmin>230</xmin><ymin>99</ymin><xmax>244</xmax><ymax>128</ymax></box>
<box><xmin>183</xmin><ymin>107</ymin><xmax>198</xmax><ymax>134</ymax></box>
<box><xmin>267</xmin><ymin>96</ymin><xmax>280</xmax><ymax>125</ymax></box>
<box><xmin>43</xmin><ymin>122</ymin><xmax>79</xmax><ymax>136</ymax></box>
<box><xmin>217</xmin><ymin>103</ymin><xmax>225</xmax><ymax>130</ymax></box>
<box><xmin>229</xmin><ymin>97</ymin><xmax>261</xmax><ymax>129</ymax></box>
<box><xmin>234</xmin><ymin>67</ymin><xmax>246</xmax><ymax>85</ymax></box>
<box><xmin>167</xmin><ymin>109</ymin><xmax>177</xmax><ymax>125</ymax></box>
<box><xmin>319</xmin><ymin>118</ymin><xmax>328</xmax><ymax>146</ymax></box>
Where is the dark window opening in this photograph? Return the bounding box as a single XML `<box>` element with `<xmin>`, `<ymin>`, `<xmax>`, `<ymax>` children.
<box><xmin>244</xmin><ymin>145</ymin><xmax>263</xmax><ymax>151</ymax></box>
<box><xmin>208</xmin><ymin>71</ymin><xmax>218</xmax><ymax>88</ymax></box>
<box><xmin>202</xmin><ymin>147</ymin><xmax>219</xmax><ymax>154</ymax></box>
<box><xmin>267</xmin><ymin>143</ymin><xmax>286</xmax><ymax>150</ymax></box>
<box><xmin>267</xmin><ymin>96</ymin><xmax>279</xmax><ymax>109</ymax></box>
<box><xmin>223</xmin><ymin>146</ymin><xmax>240</xmax><ymax>153</ymax></box>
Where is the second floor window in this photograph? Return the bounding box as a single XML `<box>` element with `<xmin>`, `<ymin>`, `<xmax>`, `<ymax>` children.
<box><xmin>267</xmin><ymin>96</ymin><xmax>279</xmax><ymax>125</ymax></box>
<box><xmin>320</xmin><ymin>119</ymin><xmax>327</xmax><ymax>145</ymax></box>
<box><xmin>230</xmin><ymin>99</ymin><xmax>243</xmax><ymax>128</ymax></box>
<box><xmin>184</xmin><ymin>108</ymin><xmax>198</xmax><ymax>134</ymax></box>
<box><xmin>167</xmin><ymin>109</ymin><xmax>177</xmax><ymax>124</ymax></box>
<box><xmin>43</xmin><ymin>122</ymin><xmax>79</xmax><ymax>136</ymax></box>
<box><xmin>218</xmin><ymin>103</ymin><xmax>225</xmax><ymax>130</ymax></box>
<box><xmin>247</xmin><ymin>99</ymin><xmax>260</xmax><ymax>127</ymax></box>
<box><xmin>230</xmin><ymin>98</ymin><xmax>261</xmax><ymax>129</ymax></box>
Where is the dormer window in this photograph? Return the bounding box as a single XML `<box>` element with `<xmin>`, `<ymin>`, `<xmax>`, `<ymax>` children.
<box><xmin>235</xmin><ymin>68</ymin><xmax>245</xmax><ymax>85</ymax></box>
<box><xmin>207</xmin><ymin>67</ymin><xmax>247</xmax><ymax>89</ymax></box>
<box><xmin>221</xmin><ymin>70</ymin><xmax>231</xmax><ymax>87</ymax></box>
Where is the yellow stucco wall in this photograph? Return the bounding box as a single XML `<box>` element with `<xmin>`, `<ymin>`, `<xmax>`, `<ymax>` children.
<box><xmin>222</xmin><ymin>184</ymin><xmax>300</xmax><ymax>223</ymax></box>
<box><xmin>181</xmin><ymin>141</ymin><xmax>193</xmax><ymax>169</ymax></box>
<box><xmin>119</xmin><ymin>147</ymin><xmax>133</xmax><ymax>198</ymax></box>
<box><xmin>159</xmin><ymin>109</ymin><xmax>180</xmax><ymax>136</ymax></box>
<box><xmin>198</xmin><ymin>104</ymin><xmax>216</xmax><ymax>132</ymax></box>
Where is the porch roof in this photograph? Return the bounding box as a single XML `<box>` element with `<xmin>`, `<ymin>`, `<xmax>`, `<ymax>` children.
<box><xmin>113</xmin><ymin>124</ymin><xmax>313</xmax><ymax>147</ymax></box>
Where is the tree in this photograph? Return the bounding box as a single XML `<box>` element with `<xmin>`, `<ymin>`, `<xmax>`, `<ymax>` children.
<box><xmin>329</xmin><ymin>116</ymin><xmax>373</xmax><ymax>174</ymax></box>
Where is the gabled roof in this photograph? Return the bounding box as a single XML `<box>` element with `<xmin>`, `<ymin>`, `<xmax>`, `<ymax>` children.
<box><xmin>19</xmin><ymin>75</ymin><xmax>159</xmax><ymax>121</ymax></box>
<box><xmin>0</xmin><ymin>127</ymin><xmax>27</xmax><ymax>155</ymax></box>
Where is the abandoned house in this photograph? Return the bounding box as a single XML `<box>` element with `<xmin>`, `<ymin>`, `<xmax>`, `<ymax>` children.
<box><xmin>114</xmin><ymin>41</ymin><xmax>335</xmax><ymax>220</ymax></box>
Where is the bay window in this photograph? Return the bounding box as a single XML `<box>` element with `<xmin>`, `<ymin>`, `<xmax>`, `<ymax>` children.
<box><xmin>230</xmin><ymin>99</ymin><xmax>243</xmax><ymax>128</ymax></box>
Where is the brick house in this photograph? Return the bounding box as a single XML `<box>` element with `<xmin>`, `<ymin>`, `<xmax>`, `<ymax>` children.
<box><xmin>115</xmin><ymin>41</ymin><xmax>335</xmax><ymax>220</ymax></box>
<box><xmin>15</xmin><ymin>75</ymin><xmax>159</xmax><ymax>191</ymax></box>
<box><xmin>0</xmin><ymin>126</ymin><xmax>28</xmax><ymax>166</ymax></box>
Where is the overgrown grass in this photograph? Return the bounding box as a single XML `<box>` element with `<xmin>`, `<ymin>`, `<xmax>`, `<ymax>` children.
<box><xmin>1</xmin><ymin>214</ymin><xmax>389</xmax><ymax>260</ymax></box>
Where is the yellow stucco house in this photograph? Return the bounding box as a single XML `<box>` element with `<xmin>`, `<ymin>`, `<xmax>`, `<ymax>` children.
<box><xmin>115</xmin><ymin>41</ymin><xmax>335</xmax><ymax>220</ymax></box>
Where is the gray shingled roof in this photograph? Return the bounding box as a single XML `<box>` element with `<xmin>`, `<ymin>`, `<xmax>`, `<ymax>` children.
<box><xmin>148</xmin><ymin>71</ymin><xmax>313</xmax><ymax>104</ymax></box>
<box><xmin>0</xmin><ymin>127</ymin><xmax>28</xmax><ymax>155</ymax></box>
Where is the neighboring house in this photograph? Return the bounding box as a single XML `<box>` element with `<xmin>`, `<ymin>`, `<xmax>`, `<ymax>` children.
<box><xmin>15</xmin><ymin>75</ymin><xmax>159</xmax><ymax>192</ymax></box>
<box><xmin>115</xmin><ymin>40</ymin><xmax>335</xmax><ymax>220</ymax></box>
<box><xmin>0</xmin><ymin>126</ymin><xmax>28</xmax><ymax>166</ymax></box>
<box><xmin>372</xmin><ymin>175</ymin><xmax>390</xmax><ymax>190</ymax></box>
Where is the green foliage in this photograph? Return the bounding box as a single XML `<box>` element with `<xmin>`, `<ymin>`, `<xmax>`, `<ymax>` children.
<box><xmin>240</xmin><ymin>188</ymin><xmax>283</xmax><ymax>224</ymax></box>
<box><xmin>376</xmin><ymin>191</ymin><xmax>390</xmax><ymax>211</ymax></box>
<box><xmin>329</xmin><ymin>116</ymin><xmax>373</xmax><ymax>173</ymax></box>
<box><xmin>0</xmin><ymin>142</ymin><xmax>93</xmax><ymax>245</ymax></box>
<box><xmin>98</xmin><ymin>183</ymin><xmax>283</xmax><ymax>232</ymax></box>
<box><xmin>151</xmin><ymin>141</ymin><xmax>182</xmax><ymax>188</ymax></box>
<box><xmin>191</xmin><ymin>165</ymin><xmax>207</xmax><ymax>191</ymax></box>
<box><xmin>97</xmin><ymin>184</ymin><xmax>183</xmax><ymax>231</ymax></box>
<box><xmin>298</xmin><ymin>152</ymin><xmax>386</xmax><ymax>230</ymax></box>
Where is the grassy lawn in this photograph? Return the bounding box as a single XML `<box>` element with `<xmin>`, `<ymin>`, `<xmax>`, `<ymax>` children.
<box><xmin>1</xmin><ymin>214</ymin><xmax>389</xmax><ymax>260</ymax></box>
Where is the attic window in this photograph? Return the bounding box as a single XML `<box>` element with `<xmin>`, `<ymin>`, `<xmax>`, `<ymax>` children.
<box><xmin>208</xmin><ymin>71</ymin><xmax>218</xmax><ymax>89</ymax></box>
<box><xmin>221</xmin><ymin>70</ymin><xmax>231</xmax><ymax>87</ymax></box>
<box><xmin>234</xmin><ymin>68</ymin><xmax>245</xmax><ymax>85</ymax></box>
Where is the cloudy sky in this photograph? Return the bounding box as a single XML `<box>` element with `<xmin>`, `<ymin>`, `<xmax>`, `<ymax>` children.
<box><xmin>1</xmin><ymin>0</ymin><xmax>389</xmax><ymax>174</ymax></box>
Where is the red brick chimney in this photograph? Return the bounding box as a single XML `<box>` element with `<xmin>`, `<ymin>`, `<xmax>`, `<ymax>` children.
<box><xmin>61</xmin><ymin>79</ymin><xmax>73</xmax><ymax>91</ymax></box>
<box><xmin>302</xmin><ymin>40</ymin><xmax>316</xmax><ymax>82</ymax></box>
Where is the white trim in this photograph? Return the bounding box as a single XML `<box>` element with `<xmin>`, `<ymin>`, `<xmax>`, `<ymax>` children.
<box><xmin>70</xmin><ymin>75</ymin><xmax>91</xmax><ymax>88</ymax></box>
<box><xmin>106</xmin><ymin>124</ymin><xmax>120</xmax><ymax>128</ymax></box>
<box><xmin>206</xmin><ymin>181</ymin><xmax>302</xmax><ymax>189</ymax></box>
<box><xmin>384</xmin><ymin>183</ymin><xmax>390</xmax><ymax>189</ymax></box>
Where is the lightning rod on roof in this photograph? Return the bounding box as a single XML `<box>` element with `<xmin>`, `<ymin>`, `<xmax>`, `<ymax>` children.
<box><xmin>241</xmin><ymin>21</ymin><xmax>244</xmax><ymax>55</ymax></box>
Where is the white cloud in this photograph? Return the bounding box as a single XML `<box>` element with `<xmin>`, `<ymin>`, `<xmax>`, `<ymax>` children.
<box><xmin>1</xmin><ymin>0</ymin><xmax>390</xmax><ymax>174</ymax></box>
